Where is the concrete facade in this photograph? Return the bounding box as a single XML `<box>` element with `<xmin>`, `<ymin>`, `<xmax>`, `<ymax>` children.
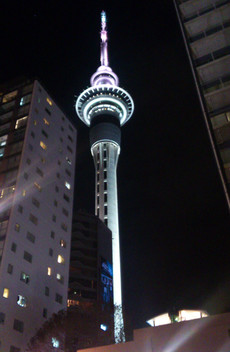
<box><xmin>174</xmin><ymin>0</ymin><xmax>230</xmax><ymax>210</ymax></box>
<box><xmin>0</xmin><ymin>79</ymin><xmax>76</xmax><ymax>351</ymax></box>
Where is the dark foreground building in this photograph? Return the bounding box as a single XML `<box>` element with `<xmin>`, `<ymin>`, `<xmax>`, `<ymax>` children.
<box><xmin>174</xmin><ymin>0</ymin><xmax>230</xmax><ymax>210</ymax></box>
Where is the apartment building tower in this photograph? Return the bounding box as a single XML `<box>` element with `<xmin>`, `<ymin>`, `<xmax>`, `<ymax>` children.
<box><xmin>0</xmin><ymin>78</ymin><xmax>76</xmax><ymax>351</ymax></box>
<box><xmin>174</xmin><ymin>0</ymin><xmax>230</xmax><ymax>210</ymax></box>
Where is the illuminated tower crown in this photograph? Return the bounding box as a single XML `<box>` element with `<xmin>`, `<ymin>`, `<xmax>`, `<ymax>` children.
<box><xmin>76</xmin><ymin>11</ymin><xmax>134</xmax><ymax>343</ymax></box>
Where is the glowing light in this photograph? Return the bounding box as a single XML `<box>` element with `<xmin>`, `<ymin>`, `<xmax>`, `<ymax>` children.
<box><xmin>17</xmin><ymin>295</ymin><xmax>27</xmax><ymax>307</ymax></box>
<box><xmin>100</xmin><ymin>324</ymin><xmax>108</xmax><ymax>331</ymax></box>
<box><xmin>46</xmin><ymin>97</ymin><xmax>53</xmax><ymax>106</ymax></box>
<box><xmin>43</xmin><ymin>118</ymin><xmax>50</xmax><ymax>125</ymax></box>
<box><xmin>3</xmin><ymin>288</ymin><xmax>9</xmax><ymax>298</ymax></box>
<box><xmin>57</xmin><ymin>255</ymin><xmax>64</xmax><ymax>264</ymax></box>
<box><xmin>65</xmin><ymin>181</ymin><xmax>71</xmax><ymax>190</ymax></box>
<box><xmin>52</xmin><ymin>337</ymin><xmax>59</xmax><ymax>348</ymax></box>
<box><xmin>47</xmin><ymin>267</ymin><xmax>51</xmax><ymax>276</ymax></box>
<box><xmin>40</xmin><ymin>141</ymin><xmax>47</xmax><ymax>150</ymax></box>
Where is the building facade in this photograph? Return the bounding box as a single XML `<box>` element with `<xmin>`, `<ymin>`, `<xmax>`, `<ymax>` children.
<box><xmin>174</xmin><ymin>0</ymin><xmax>230</xmax><ymax>210</ymax></box>
<box><xmin>68</xmin><ymin>210</ymin><xmax>112</xmax><ymax>306</ymax></box>
<box><xmin>75</xmin><ymin>12</ymin><xmax>134</xmax><ymax>342</ymax></box>
<box><xmin>79</xmin><ymin>312</ymin><xmax>230</xmax><ymax>352</ymax></box>
<box><xmin>0</xmin><ymin>79</ymin><xmax>76</xmax><ymax>351</ymax></box>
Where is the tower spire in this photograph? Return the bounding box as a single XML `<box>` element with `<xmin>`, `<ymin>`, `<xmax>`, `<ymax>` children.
<box><xmin>100</xmin><ymin>11</ymin><xmax>109</xmax><ymax>67</ymax></box>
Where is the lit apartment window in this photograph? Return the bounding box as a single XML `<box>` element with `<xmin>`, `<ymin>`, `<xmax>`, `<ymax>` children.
<box><xmin>57</xmin><ymin>255</ymin><xmax>65</xmax><ymax>264</ymax></box>
<box><xmin>17</xmin><ymin>295</ymin><xmax>27</xmax><ymax>307</ymax></box>
<box><xmin>60</xmin><ymin>239</ymin><xmax>66</xmax><ymax>248</ymax></box>
<box><xmin>33</xmin><ymin>119</ymin><xmax>37</xmax><ymax>125</ymax></box>
<box><xmin>15</xmin><ymin>116</ymin><xmax>27</xmax><ymax>129</ymax></box>
<box><xmin>66</xmin><ymin>156</ymin><xmax>71</xmax><ymax>165</ymax></box>
<box><xmin>3</xmin><ymin>288</ymin><xmax>9</xmax><ymax>298</ymax></box>
<box><xmin>43</xmin><ymin>118</ymin><xmax>50</xmax><ymax>125</ymax></box>
<box><xmin>20</xmin><ymin>94</ymin><xmax>31</xmax><ymax>106</ymax></box>
<box><xmin>34</xmin><ymin>182</ymin><xmax>42</xmax><ymax>192</ymax></box>
<box><xmin>22</xmin><ymin>190</ymin><xmax>26</xmax><ymax>197</ymax></box>
<box><xmin>46</xmin><ymin>97</ymin><xmax>53</xmax><ymax>106</ymax></box>
<box><xmin>65</xmin><ymin>181</ymin><xmax>71</xmax><ymax>190</ymax></box>
<box><xmin>15</xmin><ymin>223</ymin><xmax>20</xmax><ymax>232</ymax></box>
<box><xmin>52</xmin><ymin>337</ymin><xmax>60</xmax><ymax>348</ymax></box>
<box><xmin>40</xmin><ymin>141</ymin><xmax>47</xmax><ymax>150</ymax></box>
<box><xmin>56</xmin><ymin>273</ymin><xmax>64</xmax><ymax>283</ymax></box>
<box><xmin>0</xmin><ymin>135</ymin><xmax>8</xmax><ymax>147</ymax></box>
<box><xmin>20</xmin><ymin>272</ymin><xmax>30</xmax><ymax>284</ymax></box>
<box><xmin>2</xmin><ymin>90</ymin><xmax>17</xmax><ymax>103</ymax></box>
<box><xmin>47</xmin><ymin>267</ymin><xmax>52</xmax><ymax>276</ymax></box>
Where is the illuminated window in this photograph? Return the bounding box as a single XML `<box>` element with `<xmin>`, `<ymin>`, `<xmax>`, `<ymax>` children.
<box><xmin>17</xmin><ymin>295</ymin><xmax>27</xmax><ymax>307</ymax></box>
<box><xmin>34</xmin><ymin>182</ymin><xmax>42</xmax><ymax>192</ymax></box>
<box><xmin>57</xmin><ymin>255</ymin><xmax>65</xmax><ymax>264</ymax></box>
<box><xmin>2</xmin><ymin>90</ymin><xmax>17</xmax><ymax>103</ymax></box>
<box><xmin>20</xmin><ymin>272</ymin><xmax>30</xmax><ymax>284</ymax></box>
<box><xmin>22</xmin><ymin>190</ymin><xmax>26</xmax><ymax>197</ymax></box>
<box><xmin>0</xmin><ymin>135</ymin><xmax>8</xmax><ymax>147</ymax></box>
<box><xmin>56</xmin><ymin>273</ymin><xmax>64</xmax><ymax>283</ymax></box>
<box><xmin>47</xmin><ymin>267</ymin><xmax>51</xmax><ymax>276</ymax></box>
<box><xmin>3</xmin><ymin>288</ymin><xmax>9</xmax><ymax>298</ymax></box>
<box><xmin>46</xmin><ymin>97</ymin><xmax>53</xmax><ymax>106</ymax></box>
<box><xmin>43</xmin><ymin>118</ymin><xmax>50</xmax><ymax>125</ymax></box>
<box><xmin>15</xmin><ymin>116</ymin><xmax>27</xmax><ymax>129</ymax></box>
<box><xmin>15</xmin><ymin>223</ymin><xmax>20</xmax><ymax>232</ymax></box>
<box><xmin>52</xmin><ymin>337</ymin><xmax>59</xmax><ymax>348</ymax></box>
<box><xmin>20</xmin><ymin>94</ymin><xmax>31</xmax><ymax>106</ymax></box>
<box><xmin>40</xmin><ymin>141</ymin><xmax>47</xmax><ymax>150</ymax></box>
<box><xmin>60</xmin><ymin>239</ymin><xmax>66</xmax><ymax>248</ymax></box>
<box><xmin>65</xmin><ymin>181</ymin><xmax>71</xmax><ymax>190</ymax></box>
<box><xmin>33</xmin><ymin>120</ymin><xmax>37</xmax><ymax>126</ymax></box>
<box><xmin>66</xmin><ymin>156</ymin><xmax>71</xmax><ymax>165</ymax></box>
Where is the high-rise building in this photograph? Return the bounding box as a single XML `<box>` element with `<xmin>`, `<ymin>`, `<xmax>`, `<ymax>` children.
<box><xmin>68</xmin><ymin>210</ymin><xmax>112</xmax><ymax>306</ymax></box>
<box><xmin>174</xmin><ymin>0</ymin><xmax>230</xmax><ymax>210</ymax></box>
<box><xmin>0</xmin><ymin>78</ymin><xmax>76</xmax><ymax>351</ymax></box>
<box><xmin>75</xmin><ymin>12</ymin><xmax>134</xmax><ymax>342</ymax></box>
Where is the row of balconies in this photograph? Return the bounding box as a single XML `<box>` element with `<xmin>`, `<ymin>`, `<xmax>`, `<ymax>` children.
<box><xmin>179</xmin><ymin>0</ymin><xmax>229</xmax><ymax>22</ymax></box>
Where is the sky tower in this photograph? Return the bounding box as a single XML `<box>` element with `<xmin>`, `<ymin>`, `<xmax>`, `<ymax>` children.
<box><xmin>76</xmin><ymin>11</ymin><xmax>134</xmax><ymax>342</ymax></box>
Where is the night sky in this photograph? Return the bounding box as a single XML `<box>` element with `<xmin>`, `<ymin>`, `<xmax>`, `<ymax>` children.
<box><xmin>1</xmin><ymin>0</ymin><xmax>230</xmax><ymax>329</ymax></box>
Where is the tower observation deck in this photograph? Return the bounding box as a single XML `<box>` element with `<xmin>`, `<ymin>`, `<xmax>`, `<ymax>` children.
<box><xmin>76</xmin><ymin>11</ymin><xmax>134</xmax><ymax>342</ymax></box>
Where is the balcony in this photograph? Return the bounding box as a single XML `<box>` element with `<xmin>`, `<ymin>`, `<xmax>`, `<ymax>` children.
<box><xmin>179</xmin><ymin>0</ymin><xmax>229</xmax><ymax>22</ymax></box>
<box><xmin>204</xmin><ymin>84</ymin><xmax>230</xmax><ymax>112</ymax></box>
<box><xmin>197</xmin><ymin>54</ymin><xmax>230</xmax><ymax>84</ymax></box>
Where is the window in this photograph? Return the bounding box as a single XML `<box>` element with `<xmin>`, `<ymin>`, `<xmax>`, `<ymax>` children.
<box><xmin>18</xmin><ymin>205</ymin><xmax>23</xmax><ymax>213</ymax></box>
<box><xmin>52</xmin><ymin>337</ymin><xmax>60</xmax><ymax>348</ymax></box>
<box><xmin>45</xmin><ymin>108</ymin><xmax>51</xmax><ymax>115</ymax></box>
<box><xmin>97</xmin><ymin>195</ymin><xmax>99</xmax><ymax>205</ymax></box>
<box><xmin>60</xmin><ymin>137</ymin><xmax>63</xmax><ymax>143</ymax></box>
<box><xmin>34</xmin><ymin>182</ymin><xmax>42</xmax><ymax>192</ymax></box>
<box><xmin>31</xmin><ymin>131</ymin><xmax>35</xmax><ymax>138</ymax></box>
<box><xmin>52</xmin><ymin>214</ymin><xmax>56</xmax><ymax>222</ymax></box>
<box><xmin>60</xmin><ymin>239</ymin><xmax>66</xmax><ymax>248</ymax></box>
<box><xmin>40</xmin><ymin>141</ymin><xmax>47</xmax><ymax>150</ymax></box>
<box><xmin>55</xmin><ymin>293</ymin><xmax>63</xmax><ymax>304</ymax></box>
<box><xmin>42</xmin><ymin>129</ymin><xmax>48</xmax><ymax>138</ymax></box>
<box><xmin>41</xmin><ymin>156</ymin><xmax>46</xmax><ymax>163</ymax></box>
<box><xmin>56</xmin><ymin>172</ymin><xmax>60</xmax><ymax>179</ymax></box>
<box><xmin>29</xmin><ymin>213</ymin><xmax>38</xmax><ymax>225</ymax></box>
<box><xmin>65</xmin><ymin>169</ymin><xmax>71</xmax><ymax>177</ymax></box>
<box><xmin>45</xmin><ymin>286</ymin><xmax>49</xmax><ymax>296</ymax></box>
<box><xmin>0</xmin><ymin>312</ymin><xmax>5</xmax><ymax>324</ymax></box>
<box><xmin>24</xmin><ymin>172</ymin><xmax>28</xmax><ymax>180</ymax></box>
<box><xmin>0</xmin><ymin>135</ymin><xmax>8</xmax><ymax>147</ymax></box>
<box><xmin>28</xmin><ymin>144</ymin><xmax>33</xmax><ymax>151</ymax></box>
<box><xmin>2</xmin><ymin>90</ymin><xmax>17</xmax><ymax>103</ymax></box>
<box><xmin>104</xmin><ymin>160</ymin><xmax>107</xmax><ymax>168</ymax></box>
<box><xmin>104</xmin><ymin>194</ymin><xmax>107</xmax><ymax>202</ymax></box>
<box><xmin>63</xmin><ymin>194</ymin><xmax>70</xmax><ymax>202</ymax></box>
<box><xmin>46</xmin><ymin>97</ymin><xmax>52</xmax><ymax>106</ymax></box>
<box><xmin>68</xmin><ymin>135</ymin><xmax>73</xmax><ymax>142</ymax></box>
<box><xmin>55</xmin><ymin>186</ymin><xmax>59</xmax><ymax>193</ymax></box>
<box><xmin>13</xmin><ymin>319</ymin><xmax>24</xmax><ymax>333</ymax></box>
<box><xmin>20</xmin><ymin>94</ymin><xmax>31</xmax><ymax>106</ymax></box>
<box><xmin>69</xmin><ymin>124</ymin><xmax>73</xmax><ymax>132</ymax></box>
<box><xmin>104</xmin><ymin>182</ymin><xmax>107</xmax><ymax>191</ymax></box>
<box><xmin>47</xmin><ymin>267</ymin><xmax>52</xmax><ymax>276</ymax></box>
<box><xmin>43</xmin><ymin>118</ymin><xmax>50</xmax><ymax>125</ymax></box>
<box><xmin>20</xmin><ymin>272</ymin><xmax>30</xmax><ymax>284</ymax></box>
<box><xmin>66</xmin><ymin>156</ymin><xmax>71</xmax><ymax>165</ymax></box>
<box><xmin>7</xmin><ymin>264</ymin><xmax>13</xmax><ymax>274</ymax></box>
<box><xmin>104</xmin><ymin>219</ymin><xmax>108</xmax><ymax>226</ymax></box>
<box><xmin>32</xmin><ymin>197</ymin><xmax>40</xmax><ymax>208</ymax></box>
<box><xmin>3</xmin><ymin>288</ymin><xmax>9</xmax><ymax>298</ymax></box>
<box><xmin>49</xmin><ymin>248</ymin><xmax>53</xmax><ymax>256</ymax></box>
<box><xmin>57</xmin><ymin>255</ymin><xmax>65</xmax><ymax>264</ymax></box>
<box><xmin>67</xmin><ymin>146</ymin><xmax>73</xmax><ymax>153</ymax></box>
<box><xmin>11</xmin><ymin>242</ymin><xmax>17</xmax><ymax>252</ymax></box>
<box><xmin>61</xmin><ymin>126</ymin><xmax>64</xmax><ymax>132</ymax></box>
<box><xmin>15</xmin><ymin>116</ymin><xmax>27</xmax><ymax>129</ymax></box>
<box><xmin>43</xmin><ymin>308</ymin><xmax>47</xmax><ymax>318</ymax></box>
<box><xmin>97</xmin><ymin>184</ymin><xmax>99</xmax><ymax>193</ymax></box>
<box><xmin>54</xmin><ymin>200</ymin><xmax>58</xmax><ymax>207</ymax></box>
<box><xmin>33</xmin><ymin>119</ymin><xmax>37</xmax><ymax>125</ymax></box>
<box><xmin>24</xmin><ymin>251</ymin><xmax>32</xmax><ymax>263</ymax></box>
<box><xmin>17</xmin><ymin>295</ymin><xmax>27</xmax><ymax>307</ymax></box>
<box><xmin>104</xmin><ymin>206</ymin><xmax>107</xmax><ymax>216</ymax></box>
<box><xmin>27</xmin><ymin>232</ymin><xmax>35</xmax><ymax>243</ymax></box>
<box><xmin>22</xmin><ymin>190</ymin><xmax>26</xmax><ymax>197</ymax></box>
<box><xmin>58</xmin><ymin>160</ymin><xmax>61</xmax><ymax>165</ymax></box>
<box><xmin>65</xmin><ymin>181</ymin><xmax>71</xmax><ymax>190</ymax></box>
<box><xmin>56</xmin><ymin>273</ymin><xmax>64</xmax><ymax>283</ymax></box>
<box><xmin>61</xmin><ymin>223</ymin><xmax>68</xmax><ymax>232</ymax></box>
<box><xmin>51</xmin><ymin>231</ymin><xmax>55</xmax><ymax>239</ymax></box>
<box><xmin>104</xmin><ymin>171</ymin><xmax>107</xmax><ymax>179</ymax></box>
<box><xmin>62</xmin><ymin>208</ymin><xmax>69</xmax><ymax>217</ymax></box>
<box><xmin>15</xmin><ymin>223</ymin><xmax>20</xmax><ymax>232</ymax></box>
<box><xmin>36</xmin><ymin>167</ymin><xmax>43</xmax><ymax>177</ymax></box>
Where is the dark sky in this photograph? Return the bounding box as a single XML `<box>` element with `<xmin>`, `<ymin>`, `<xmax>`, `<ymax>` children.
<box><xmin>1</xmin><ymin>0</ymin><xmax>230</xmax><ymax>329</ymax></box>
